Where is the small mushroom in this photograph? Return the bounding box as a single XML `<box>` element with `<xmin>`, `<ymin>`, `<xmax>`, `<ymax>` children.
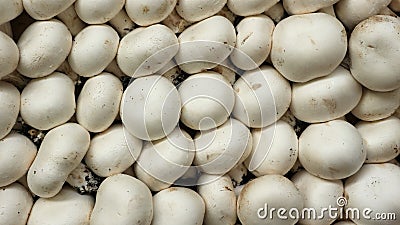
<box><xmin>0</xmin><ymin>183</ymin><xmax>33</xmax><ymax>225</ymax></box>
<box><xmin>0</xmin><ymin>81</ymin><xmax>20</xmax><ymax>140</ymax></box>
<box><xmin>125</xmin><ymin>0</ymin><xmax>177</xmax><ymax>26</ymax></box>
<box><xmin>75</xmin><ymin>0</ymin><xmax>125</xmax><ymax>24</ymax></box>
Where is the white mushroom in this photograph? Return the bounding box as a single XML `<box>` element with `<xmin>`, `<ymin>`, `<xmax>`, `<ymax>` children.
<box><xmin>291</xmin><ymin>170</ymin><xmax>344</xmax><ymax>225</ymax></box>
<box><xmin>27</xmin><ymin>186</ymin><xmax>94</xmax><ymax>225</ymax></box>
<box><xmin>22</xmin><ymin>0</ymin><xmax>76</xmax><ymax>20</ymax></box>
<box><xmin>76</xmin><ymin>72</ymin><xmax>123</xmax><ymax>132</ymax></box>
<box><xmin>344</xmin><ymin>163</ymin><xmax>400</xmax><ymax>225</ymax></box>
<box><xmin>84</xmin><ymin>124</ymin><xmax>143</xmax><ymax>177</ymax></box>
<box><xmin>176</xmin><ymin>0</ymin><xmax>227</xmax><ymax>22</ymax></box>
<box><xmin>178</xmin><ymin>71</ymin><xmax>235</xmax><ymax>130</ymax></box>
<box><xmin>271</xmin><ymin>13</ymin><xmax>347</xmax><ymax>82</ymax></box>
<box><xmin>125</xmin><ymin>0</ymin><xmax>177</xmax><ymax>26</ymax></box>
<box><xmin>117</xmin><ymin>25</ymin><xmax>179</xmax><ymax>77</ymax></box>
<box><xmin>232</xmin><ymin>65</ymin><xmax>291</xmax><ymax>128</ymax></box>
<box><xmin>198</xmin><ymin>174</ymin><xmax>237</xmax><ymax>225</ymax></box>
<box><xmin>237</xmin><ymin>174</ymin><xmax>304</xmax><ymax>225</ymax></box>
<box><xmin>134</xmin><ymin>127</ymin><xmax>194</xmax><ymax>191</ymax></box>
<box><xmin>17</xmin><ymin>20</ymin><xmax>72</xmax><ymax>78</ymax></box>
<box><xmin>335</xmin><ymin>0</ymin><xmax>392</xmax><ymax>29</ymax></box>
<box><xmin>0</xmin><ymin>31</ymin><xmax>19</xmax><ymax>79</ymax></box>
<box><xmin>0</xmin><ymin>81</ymin><xmax>20</xmax><ymax>140</ymax></box>
<box><xmin>0</xmin><ymin>0</ymin><xmax>23</xmax><ymax>25</ymax></box>
<box><xmin>20</xmin><ymin>72</ymin><xmax>75</xmax><ymax>130</ymax></box>
<box><xmin>27</xmin><ymin>123</ymin><xmax>90</xmax><ymax>198</ymax></box>
<box><xmin>75</xmin><ymin>0</ymin><xmax>125</xmax><ymax>24</ymax></box>
<box><xmin>152</xmin><ymin>187</ymin><xmax>205</xmax><ymax>225</ymax></box>
<box><xmin>120</xmin><ymin>75</ymin><xmax>181</xmax><ymax>141</ymax></box>
<box><xmin>0</xmin><ymin>132</ymin><xmax>37</xmax><ymax>187</ymax></box>
<box><xmin>299</xmin><ymin>120</ymin><xmax>365</xmax><ymax>180</ymax></box>
<box><xmin>175</xmin><ymin>15</ymin><xmax>236</xmax><ymax>74</ymax></box>
<box><xmin>351</xmin><ymin>87</ymin><xmax>400</xmax><ymax>121</ymax></box>
<box><xmin>194</xmin><ymin>118</ymin><xmax>252</xmax><ymax>175</ymax></box>
<box><xmin>356</xmin><ymin>116</ymin><xmax>400</xmax><ymax>163</ymax></box>
<box><xmin>90</xmin><ymin>174</ymin><xmax>153</xmax><ymax>225</ymax></box>
<box><xmin>349</xmin><ymin>15</ymin><xmax>400</xmax><ymax>92</ymax></box>
<box><xmin>245</xmin><ymin>120</ymin><xmax>298</xmax><ymax>176</ymax></box>
<box><xmin>0</xmin><ymin>183</ymin><xmax>33</xmax><ymax>225</ymax></box>
<box><xmin>230</xmin><ymin>15</ymin><xmax>275</xmax><ymax>71</ymax></box>
<box><xmin>283</xmin><ymin>0</ymin><xmax>340</xmax><ymax>15</ymax></box>
<box><xmin>227</xmin><ymin>0</ymin><xmax>279</xmax><ymax>16</ymax></box>
<box><xmin>68</xmin><ymin>25</ymin><xmax>119</xmax><ymax>77</ymax></box>
<box><xmin>290</xmin><ymin>66</ymin><xmax>362</xmax><ymax>123</ymax></box>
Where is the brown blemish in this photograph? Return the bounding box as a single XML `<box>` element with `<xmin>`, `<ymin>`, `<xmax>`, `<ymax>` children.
<box><xmin>322</xmin><ymin>98</ymin><xmax>337</xmax><ymax>114</ymax></box>
<box><xmin>251</xmin><ymin>83</ymin><xmax>262</xmax><ymax>90</ymax></box>
<box><xmin>142</xmin><ymin>6</ymin><xmax>149</xmax><ymax>14</ymax></box>
<box><xmin>241</xmin><ymin>32</ymin><xmax>253</xmax><ymax>45</ymax></box>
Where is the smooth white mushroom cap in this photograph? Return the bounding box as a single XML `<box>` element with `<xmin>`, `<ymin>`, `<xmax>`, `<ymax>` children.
<box><xmin>299</xmin><ymin>120</ymin><xmax>365</xmax><ymax>180</ymax></box>
<box><xmin>290</xmin><ymin>66</ymin><xmax>362</xmax><ymax>123</ymax></box>
<box><xmin>232</xmin><ymin>65</ymin><xmax>291</xmax><ymax>128</ymax></box>
<box><xmin>125</xmin><ymin>0</ymin><xmax>177</xmax><ymax>26</ymax></box>
<box><xmin>349</xmin><ymin>15</ymin><xmax>400</xmax><ymax>92</ymax></box>
<box><xmin>121</xmin><ymin>75</ymin><xmax>181</xmax><ymax>141</ymax></box>
<box><xmin>178</xmin><ymin>71</ymin><xmax>235</xmax><ymax>130</ymax></box>
<box><xmin>0</xmin><ymin>31</ymin><xmax>19</xmax><ymax>79</ymax></box>
<box><xmin>356</xmin><ymin>116</ymin><xmax>400</xmax><ymax>163</ymax></box>
<box><xmin>283</xmin><ymin>0</ymin><xmax>340</xmax><ymax>15</ymax></box>
<box><xmin>227</xmin><ymin>0</ymin><xmax>279</xmax><ymax>16</ymax></box>
<box><xmin>345</xmin><ymin>163</ymin><xmax>400</xmax><ymax>225</ymax></box>
<box><xmin>237</xmin><ymin>174</ymin><xmax>303</xmax><ymax>225</ymax></box>
<box><xmin>351</xmin><ymin>87</ymin><xmax>400</xmax><ymax>121</ymax></box>
<box><xmin>176</xmin><ymin>0</ymin><xmax>227</xmax><ymax>22</ymax></box>
<box><xmin>0</xmin><ymin>183</ymin><xmax>33</xmax><ymax>225</ymax></box>
<box><xmin>75</xmin><ymin>0</ymin><xmax>125</xmax><ymax>24</ymax></box>
<box><xmin>0</xmin><ymin>81</ymin><xmax>20</xmax><ymax>140</ymax></box>
<box><xmin>22</xmin><ymin>0</ymin><xmax>76</xmax><ymax>20</ymax></box>
<box><xmin>0</xmin><ymin>0</ymin><xmax>23</xmax><ymax>25</ymax></box>
<box><xmin>271</xmin><ymin>13</ymin><xmax>347</xmax><ymax>82</ymax></box>
<box><xmin>20</xmin><ymin>72</ymin><xmax>75</xmax><ymax>130</ymax></box>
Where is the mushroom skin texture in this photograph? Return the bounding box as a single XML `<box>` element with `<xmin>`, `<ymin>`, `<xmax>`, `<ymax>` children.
<box><xmin>22</xmin><ymin>0</ymin><xmax>76</xmax><ymax>20</ymax></box>
<box><xmin>27</xmin><ymin>187</ymin><xmax>94</xmax><ymax>225</ymax></box>
<box><xmin>335</xmin><ymin>0</ymin><xmax>391</xmax><ymax>29</ymax></box>
<box><xmin>290</xmin><ymin>66</ymin><xmax>362</xmax><ymax>123</ymax></box>
<box><xmin>125</xmin><ymin>0</ymin><xmax>177</xmax><ymax>26</ymax></box>
<box><xmin>90</xmin><ymin>174</ymin><xmax>153</xmax><ymax>225</ymax></box>
<box><xmin>271</xmin><ymin>13</ymin><xmax>347</xmax><ymax>83</ymax></box>
<box><xmin>27</xmin><ymin>123</ymin><xmax>90</xmax><ymax>198</ymax></box>
<box><xmin>76</xmin><ymin>72</ymin><xmax>123</xmax><ymax>133</ymax></box>
<box><xmin>194</xmin><ymin>118</ymin><xmax>252</xmax><ymax>175</ymax></box>
<box><xmin>227</xmin><ymin>0</ymin><xmax>279</xmax><ymax>16</ymax></box>
<box><xmin>0</xmin><ymin>81</ymin><xmax>20</xmax><ymax>140</ymax></box>
<box><xmin>17</xmin><ymin>20</ymin><xmax>72</xmax><ymax>78</ymax></box>
<box><xmin>0</xmin><ymin>183</ymin><xmax>33</xmax><ymax>225</ymax></box>
<box><xmin>345</xmin><ymin>163</ymin><xmax>400</xmax><ymax>225</ymax></box>
<box><xmin>237</xmin><ymin>174</ymin><xmax>303</xmax><ymax>225</ymax></box>
<box><xmin>176</xmin><ymin>0</ymin><xmax>227</xmax><ymax>22</ymax></box>
<box><xmin>230</xmin><ymin>15</ymin><xmax>275</xmax><ymax>71</ymax></box>
<box><xmin>291</xmin><ymin>170</ymin><xmax>344</xmax><ymax>225</ymax></box>
<box><xmin>299</xmin><ymin>120</ymin><xmax>365</xmax><ymax>180</ymax></box>
<box><xmin>283</xmin><ymin>0</ymin><xmax>340</xmax><ymax>15</ymax></box>
<box><xmin>245</xmin><ymin>120</ymin><xmax>298</xmax><ymax>177</ymax></box>
<box><xmin>349</xmin><ymin>15</ymin><xmax>400</xmax><ymax>92</ymax></box>
<box><xmin>175</xmin><ymin>16</ymin><xmax>236</xmax><ymax>74</ymax></box>
<box><xmin>351</xmin><ymin>87</ymin><xmax>400</xmax><ymax>121</ymax></box>
<box><xmin>121</xmin><ymin>75</ymin><xmax>181</xmax><ymax>141</ymax></box>
<box><xmin>0</xmin><ymin>31</ymin><xmax>19</xmax><ymax>79</ymax></box>
<box><xmin>0</xmin><ymin>0</ymin><xmax>23</xmax><ymax>25</ymax></box>
<box><xmin>75</xmin><ymin>0</ymin><xmax>125</xmax><ymax>24</ymax></box>
<box><xmin>152</xmin><ymin>187</ymin><xmax>205</xmax><ymax>225</ymax></box>
<box><xmin>197</xmin><ymin>174</ymin><xmax>237</xmax><ymax>225</ymax></box>
<box><xmin>0</xmin><ymin>133</ymin><xmax>37</xmax><ymax>187</ymax></box>
<box><xmin>178</xmin><ymin>72</ymin><xmax>235</xmax><ymax>130</ymax></box>
<box><xmin>84</xmin><ymin>124</ymin><xmax>143</xmax><ymax>177</ymax></box>
<box><xmin>117</xmin><ymin>25</ymin><xmax>178</xmax><ymax>78</ymax></box>
<box><xmin>232</xmin><ymin>65</ymin><xmax>291</xmax><ymax>128</ymax></box>
<box><xmin>68</xmin><ymin>25</ymin><xmax>120</xmax><ymax>77</ymax></box>
<box><xmin>356</xmin><ymin>117</ymin><xmax>400</xmax><ymax>163</ymax></box>
<box><xmin>134</xmin><ymin>127</ymin><xmax>194</xmax><ymax>191</ymax></box>
<box><xmin>20</xmin><ymin>72</ymin><xmax>75</xmax><ymax>130</ymax></box>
